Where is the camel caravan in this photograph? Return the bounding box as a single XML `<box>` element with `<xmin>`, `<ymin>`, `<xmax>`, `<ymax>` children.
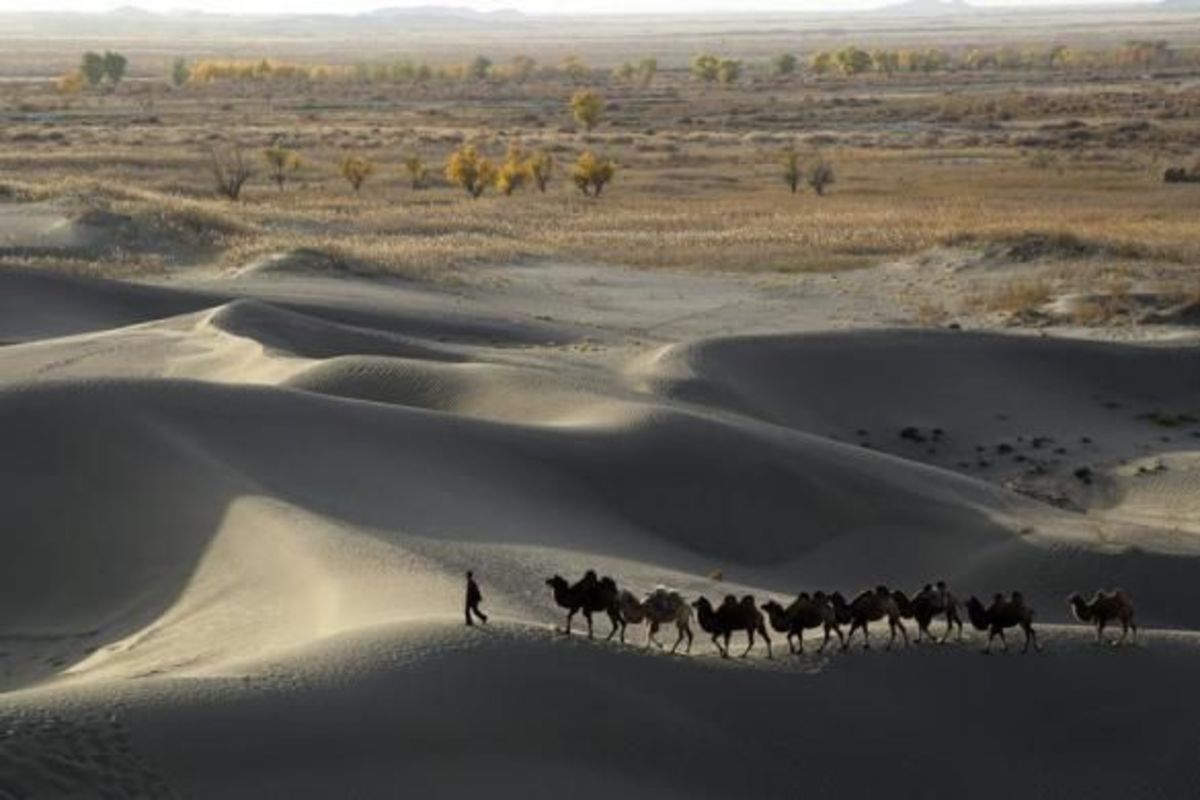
<box><xmin>544</xmin><ymin>572</ymin><xmax>1139</xmax><ymax>658</ymax></box>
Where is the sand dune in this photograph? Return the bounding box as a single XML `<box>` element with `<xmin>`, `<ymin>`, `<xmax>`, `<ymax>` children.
<box><xmin>2</xmin><ymin>265</ymin><xmax>1199</xmax><ymax>797</ymax></box>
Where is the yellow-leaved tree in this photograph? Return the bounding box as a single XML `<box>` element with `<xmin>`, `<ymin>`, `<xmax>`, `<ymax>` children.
<box><xmin>445</xmin><ymin>145</ymin><xmax>496</xmax><ymax>199</ymax></box>
<box><xmin>571</xmin><ymin>151</ymin><xmax>616</xmax><ymax>198</ymax></box>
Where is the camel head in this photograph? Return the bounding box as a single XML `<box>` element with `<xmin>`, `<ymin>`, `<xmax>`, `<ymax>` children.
<box><xmin>1067</xmin><ymin>592</ymin><xmax>1090</xmax><ymax>621</ymax></box>
<box><xmin>761</xmin><ymin>599</ymin><xmax>784</xmax><ymax>615</ymax></box>
<box><xmin>966</xmin><ymin>596</ymin><xmax>990</xmax><ymax>631</ymax></box>
<box><xmin>692</xmin><ymin>596</ymin><xmax>714</xmax><ymax>612</ymax></box>
<box><xmin>545</xmin><ymin>575</ymin><xmax>566</xmax><ymax>590</ymax></box>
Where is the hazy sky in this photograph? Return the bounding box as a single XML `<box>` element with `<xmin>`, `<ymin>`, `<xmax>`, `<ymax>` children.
<box><xmin>0</xmin><ymin>0</ymin><xmax>1153</xmax><ymax>13</ymax></box>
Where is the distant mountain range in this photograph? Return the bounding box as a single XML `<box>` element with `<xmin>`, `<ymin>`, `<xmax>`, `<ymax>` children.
<box><xmin>0</xmin><ymin>0</ymin><xmax>1187</xmax><ymax>38</ymax></box>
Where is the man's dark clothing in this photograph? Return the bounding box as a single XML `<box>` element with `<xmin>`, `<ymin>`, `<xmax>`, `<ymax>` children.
<box><xmin>465</xmin><ymin>577</ymin><xmax>488</xmax><ymax>626</ymax></box>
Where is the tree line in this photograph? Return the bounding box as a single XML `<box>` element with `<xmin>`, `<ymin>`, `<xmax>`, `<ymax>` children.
<box><xmin>211</xmin><ymin>143</ymin><xmax>617</xmax><ymax>201</ymax></box>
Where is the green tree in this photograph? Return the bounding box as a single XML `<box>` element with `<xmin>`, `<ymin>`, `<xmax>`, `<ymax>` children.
<box><xmin>771</xmin><ymin>53</ymin><xmax>798</xmax><ymax>76</ymax></box>
<box><xmin>570</xmin><ymin>89</ymin><xmax>603</xmax><ymax>131</ymax></box>
<box><xmin>835</xmin><ymin>46</ymin><xmax>872</xmax><ymax>76</ymax></box>
<box><xmin>466</xmin><ymin>55</ymin><xmax>492</xmax><ymax>80</ymax></box>
<box><xmin>782</xmin><ymin>148</ymin><xmax>802</xmax><ymax>194</ymax></box>
<box><xmin>80</xmin><ymin>52</ymin><xmax>106</xmax><ymax>88</ymax></box>
<box><xmin>171</xmin><ymin>57</ymin><xmax>190</xmax><ymax>88</ymax></box>
<box><xmin>102</xmin><ymin>51</ymin><xmax>127</xmax><ymax>87</ymax></box>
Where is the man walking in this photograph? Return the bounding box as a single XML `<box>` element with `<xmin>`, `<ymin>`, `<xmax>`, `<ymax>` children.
<box><xmin>465</xmin><ymin>570</ymin><xmax>488</xmax><ymax>626</ymax></box>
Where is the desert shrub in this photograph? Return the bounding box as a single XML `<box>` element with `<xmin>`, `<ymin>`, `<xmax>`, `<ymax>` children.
<box><xmin>171</xmin><ymin>58</ymin><xmax>190</xmax><ymax>88</ymax></box>
<box><xmin>55</xmin><ymin>71</ymin><xmax>85</xmax><ymax>96</ymax></box>
<box><xmin>781</xmin><ymin>148</ymin><xmax>802</xmax><ymax>194</ymax></box>
<box><xmin>570</xmin><ymin>90</ymin><xmax>603</xmax><ymax>131</ymax></box>
<box><xmin>809</xmin><ymin>52</ymin><xmax>834</xmax><ymax>75</ymax></box>
<box><xmin>263</xmin><ymin>146</ymin><xmax>300</xmax><ymax>190</ymax></box>
<box><xmin>466</xmin><ymin>55</ymin><xmax>492</xmax><ymax>81</ymax></box>
<box><xmin>808</xmin><ymin>159</ymin><xmax>835</xmax><ymax>196</ymax></box>
<box><xmin>691</xmin><ymin>54</ymin><xmax>721</xmax><ymax>84</ymax></box>
<box><xmin>771</xmin><ymin>53</ymin><xmax>798</xmax><ymax>76</ymax></box>
<box><xmin>340</xmin><ymin>154</ymin><xmax>375</xmax><ymax>193</ymax></box>
<box><xmin>717</xmin><ymin>59</ymin><xmax>743</xmax><ymax>86</ymax></box>
<box><xmin>445</xmin><ymin>145</ymin><xmax>496</xmax><ymax>198</ymax></box>
<box><xmin>403</xmin><ymin>154</ymin><xmax>429</xmax><ymax>190</ymax></box>
<box><xmin>501</xmin><ymin>55</ymin><xmax>538</xmax><ymax>83</ymax></box>
<box><xmin>636</xmin><ymin>57</ymin><xmax>658</xmax><ymax>88</ymax></box>
<box><xmin>562</xmin><ymin>56</ymin><xmax>589</xmax><ymax>82</ymax></box>
<box><xmin>210</xmin><ymin>145</ymin><xmax>252</xmax><ymax>200</ymax></box>
<box><xmin>871</xmin><ymin>49</ymin><xmax>899</xmax><ymax>76</ymax></box>
<box><xmin>496</xmin><ymin>144</ymin><xmax>531</xmax><ymax>196</ymax></box>
<box><xmin>571</xmin><ymin>151</ymin><xmax>616</xmax><ymax>198</ymax></box>
<box><xmin>528</xmin><ymin>150</ymin><xmax>554</xmax><ymax>192</ymax></box>
<box><xmin>976</xmin><ymin>279</ymin><xmax>1054</xmax><ymax>314</ymax></box>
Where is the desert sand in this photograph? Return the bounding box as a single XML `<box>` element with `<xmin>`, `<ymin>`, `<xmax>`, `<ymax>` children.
<box><xmin>2</xmin><ymin>249</ymin><xmax>1200</xmax><ymax>798</ymax></box>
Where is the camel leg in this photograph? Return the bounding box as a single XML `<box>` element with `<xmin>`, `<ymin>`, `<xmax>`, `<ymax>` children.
<box><xmin>670</xmin><ymin>622</ymin><xmax>684</xmax><ymax>655</ymax></box>
<box><xmin>998</xmin><ymin>629</ymin><xmax>1008</xmax><ymax>653</ymax></box>
<box><xmin>1023</xmin><ymin>624</ymin><xmax>1042</xmax><ymax>653</ymax></box>
<box><xmin>741</xmin><ymin>630</ymin><xmax>754</xmax><ymax>658</ymax></box>
<box><xmin>862</xmin><ymin>622</ymin><xmax>871</xmax><ymax>651</ymax></box>
<box><xmin>584</xmin><ymin>610</ymin><xmax>595</xmax><ymax>640</ymax></box>
<box><xmin>1096</xmin><ymin>619</ymin><xmax>1105</xmax><ymax>645</ymax></box>
<box><xmin>685</xmin><ymin>625</ymin><xmax>694</xmax><ymax>654</ymax></box>
<box><xmin>796</xmin><ymin>628</ymin><xmax>804</xmax><ymax>655</ymax></box>
<box><xmin>563</xmin><ymin>609</ymin><xmax>576</xmax><ymax>635</ymax></box>
<box><xmin>762</xmin><ymin>625</ymin><xmax>773</xmax><ymax>660</ymax></box>
<box><xmin>606</xmin><ymin>611</ymin><xmax>620</xmax><ymax>642</ymax></box>
<box><xmin>843</xmin><ymin>621</ymin><xmax>860</xmax><ymax>652</ymax></box>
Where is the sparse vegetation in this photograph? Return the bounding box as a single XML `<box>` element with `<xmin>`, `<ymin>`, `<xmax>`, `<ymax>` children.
<box><xmin>808</xmin><ymin>159</ymin><xmax>835</xmax><ymax>196</ymax></box>
<box><xmin>171</xmin><ymin>58</ymin><xmax>190</xmax><ymax>88</ymax></box>
<box><xmin>572</xmin><ymin>151</ymin><xmax>616</xmax><ymax>198</ymax></box>
<box><xmin>445</xmin><ymin>145</ymin><xmax>497</xmax><ymax>199</ymax></box>
<box><xmin>569</xmin><ymin>90</ymin><xmax>604</xmax><ymax>132</ymax></box>
<box><xmin>403</xmin><ymin>154</ymin><xmax>430</xmax><ymax>190</ymax></box>
<box><xmin>782</xmin><ymin>148</ymin><xmax>802</xmax><ymax>194</ymax></box>
<box><xmin>263</xmin><ymin>147</ymin><xmax>301</xmax><ymax>191</ymax></box>
<box><xmin>528</xmin><ymin>150</ymin><xmax>554</xmax><ymax>193</ymax></box>
<box><xmin>339</xmin><ymin>154</ymin><xmax>375</xmax><ymax>193</ymax></box>
<box><xmin>496</xmin><ymin>144</ymin><xmax>531</xmax><ymax>196</ymax></box>
<box><xmin>209</xmin><ymin>145</ymin><xmax>252</xmax><ymax>201</ymax></box>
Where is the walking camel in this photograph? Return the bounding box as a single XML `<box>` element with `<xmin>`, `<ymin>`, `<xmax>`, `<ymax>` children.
<box><xmin>905</xmin><ymin>581</ymin><xmax>964</xmax><ymax>644</ymax></box>
<box><xmin>617</xmin><ymin>586</ymin><xmax>695</xmax><ymax>654</ymax></box>
<box><xmin>760</xmin><ymin>591</ymin><xmax>845</xmax><ymax>654</ymax></box>
<box><xmin>1068</xmin><ymin>590</ymin><xmax>1137</xmax><ymax>645</ymax></box>
<box><xmin>966</xmin><ymin>592</ymin><xmax>1042</xmax><ymax>653</ymax></box>
<box><xmin>692</xmin><ymin>595</ymin><xmax>772</xmax><ymax>659</ymax></box>
<box><xmin>545</xmin><ymin>570</ymin><xmax>623</xmax><ymax>640</ymax></box>
<box><xmin>831</xmin><ymin>586</ymin><xmax>909</xmax><ymax>651</ymax></box>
